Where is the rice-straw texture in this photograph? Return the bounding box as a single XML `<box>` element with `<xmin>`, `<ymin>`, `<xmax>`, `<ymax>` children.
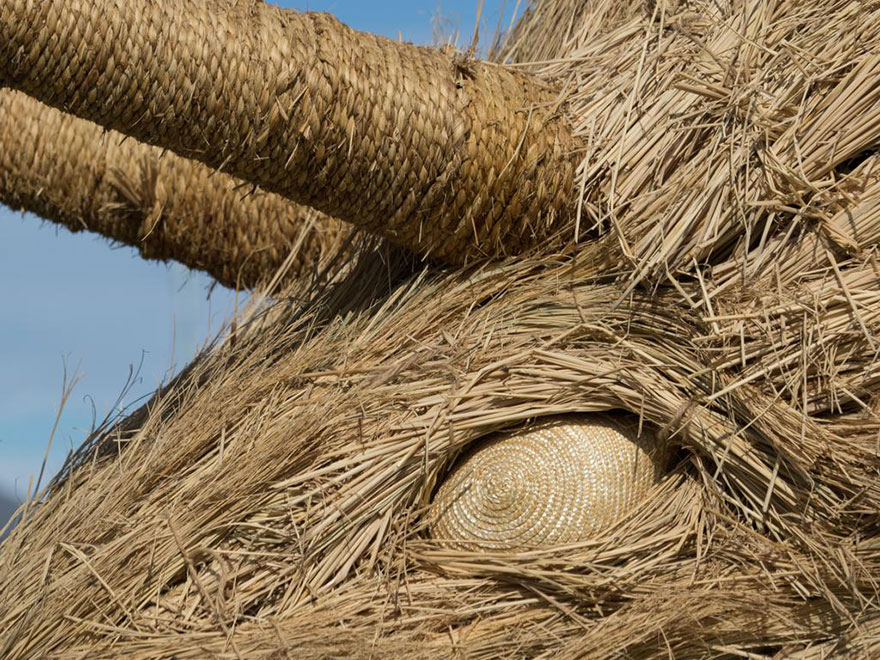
<box><xmin>499</xmin><ymin>0</ymin><xmax>880</xmax><ymax>286</ymax></box>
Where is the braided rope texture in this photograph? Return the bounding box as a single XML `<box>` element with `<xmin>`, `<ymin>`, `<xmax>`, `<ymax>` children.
<box><xmin>0</xmin><ymin>0</ymin><xmax>578</xmax><ymax>264</ymax></box>
<box><xmin>0</xmin><ymin>90</ymin><xmax>351</xmax><ymax>289</ymax></box>
<box><xmin>431</xmin><ymin>414</ymin><xmax>666</xmax><ymax>551</ymax></box>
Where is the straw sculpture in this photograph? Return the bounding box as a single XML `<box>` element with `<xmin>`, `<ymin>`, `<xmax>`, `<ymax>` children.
<box><xmin>1</xmin><ymin>0</ymin><xmax>880</xmax><ymax>657</ymax></box>
<box><xmin>0</xmin><ymin>0</ymin><xmax>578</xmax><ymax>263</ymax></box>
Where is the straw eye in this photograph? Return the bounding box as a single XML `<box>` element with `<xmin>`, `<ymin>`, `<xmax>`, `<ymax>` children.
<box><xmin>430</xmin><ymin>414</ymin><xmax>666</xmax><ymax>551</ymax></box>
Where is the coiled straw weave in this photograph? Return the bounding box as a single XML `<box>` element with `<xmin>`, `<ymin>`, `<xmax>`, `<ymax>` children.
<box><xmin>431</xmin><ymin>414</ymin><xmax>665</xmax><ymax>551</ymax></box>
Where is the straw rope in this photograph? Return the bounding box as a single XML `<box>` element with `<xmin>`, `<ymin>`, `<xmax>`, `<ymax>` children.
<box><xmin>0</xmin><ymin>90</ymin><xmax>353</xmax><ymax>289</ymax></box>
<box><xmin>431</xmin><ymin>414</ymin><xmax>665</xmax><ymax>550</ymax></box>
<box><xmin>0</xmin><ymin>0</ymin><xmax>579</xmax><ymax>264</ymax></box>
<box><xmin>2</xmin><ymin>0</ymin><xmax>880</xmax><ymax>657</ymax></box>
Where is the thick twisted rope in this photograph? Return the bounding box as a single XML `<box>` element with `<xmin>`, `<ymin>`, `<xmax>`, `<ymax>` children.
<box><xmin>0</xmin><ymin>0</ymin><xmax>579</xmax><ymax>264</ymax></box>
<box><xmin>0</xmin><ymin>90</ymin><xmax>351</xmax><ymax>289</ymax></box>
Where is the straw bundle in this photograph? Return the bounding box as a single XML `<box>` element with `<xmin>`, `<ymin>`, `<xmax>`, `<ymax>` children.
<box><xmin>497</xmin><ymin>0</ymin><xmax>880</xmax><ymax>284</ymax></box>
<box><xmin>1</xmin><ymin>0</ymin><xmax>880</xmax><ymax>657</ymax></box>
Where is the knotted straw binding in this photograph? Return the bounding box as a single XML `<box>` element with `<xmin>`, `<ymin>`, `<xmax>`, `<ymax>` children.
<box><xmin>431</xmin><ymin>414</ymin><xmax>666</xmax><ymax>551</ymax></box>
<box><xmin>0</xmin><ymin>0</ymin><xmax>579</xmax><ymax>264</ymax></box>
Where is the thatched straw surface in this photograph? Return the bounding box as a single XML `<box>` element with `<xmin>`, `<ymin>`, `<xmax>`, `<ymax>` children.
<box><xmin>3</xmin><ymin>244</ymin><xmax>879</xmax><ymax>657</ymax></box>
<box><xmin>499</xmin><ymin>0</ymin><xmax>880</xmax><ymax>285</ymax></box>
<box><xmin>2</xmin><ymin>0</ymin><xmax>880</xmax><ymax>657</ymax></box>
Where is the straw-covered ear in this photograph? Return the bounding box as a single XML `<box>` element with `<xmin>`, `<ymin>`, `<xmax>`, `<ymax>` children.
<box><xmin>0</xmin><ymin>0</ymin><xmax>580</xmax><ymax>265</ymax></box>
<box><xmin>0</xmin><ymin>90</ymin><xmax>354</xmax><ymax>289</ymax></box>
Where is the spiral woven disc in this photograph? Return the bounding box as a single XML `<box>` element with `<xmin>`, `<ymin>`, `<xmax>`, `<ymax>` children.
<box><xmin>430</xmin><ymin>414</ymin><xmax>665</xmax><ymax>550</ymax></box>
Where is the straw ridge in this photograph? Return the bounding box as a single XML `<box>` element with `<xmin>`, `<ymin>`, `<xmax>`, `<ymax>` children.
<box><xmin>0</xmin><ymin>90</ymin><xmax>354</xmax><ymax>289</ymax></box>
<box><xmin>0</xmin><ymin>0</ymin><xmax>579</xmax><ymax>263</ymax></box>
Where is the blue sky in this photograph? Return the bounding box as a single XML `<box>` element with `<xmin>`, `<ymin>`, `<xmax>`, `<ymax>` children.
<box><xmin>0</xmin><ymin>0</ymin><xmax>510</xmax><ymax>503</ymax></box>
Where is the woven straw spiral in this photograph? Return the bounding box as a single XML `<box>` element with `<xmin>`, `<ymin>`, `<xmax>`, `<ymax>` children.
<box><xmin>431</xmin><ymin>414</ymin><xmax>665</xmax><ymax>550</ymax></box>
